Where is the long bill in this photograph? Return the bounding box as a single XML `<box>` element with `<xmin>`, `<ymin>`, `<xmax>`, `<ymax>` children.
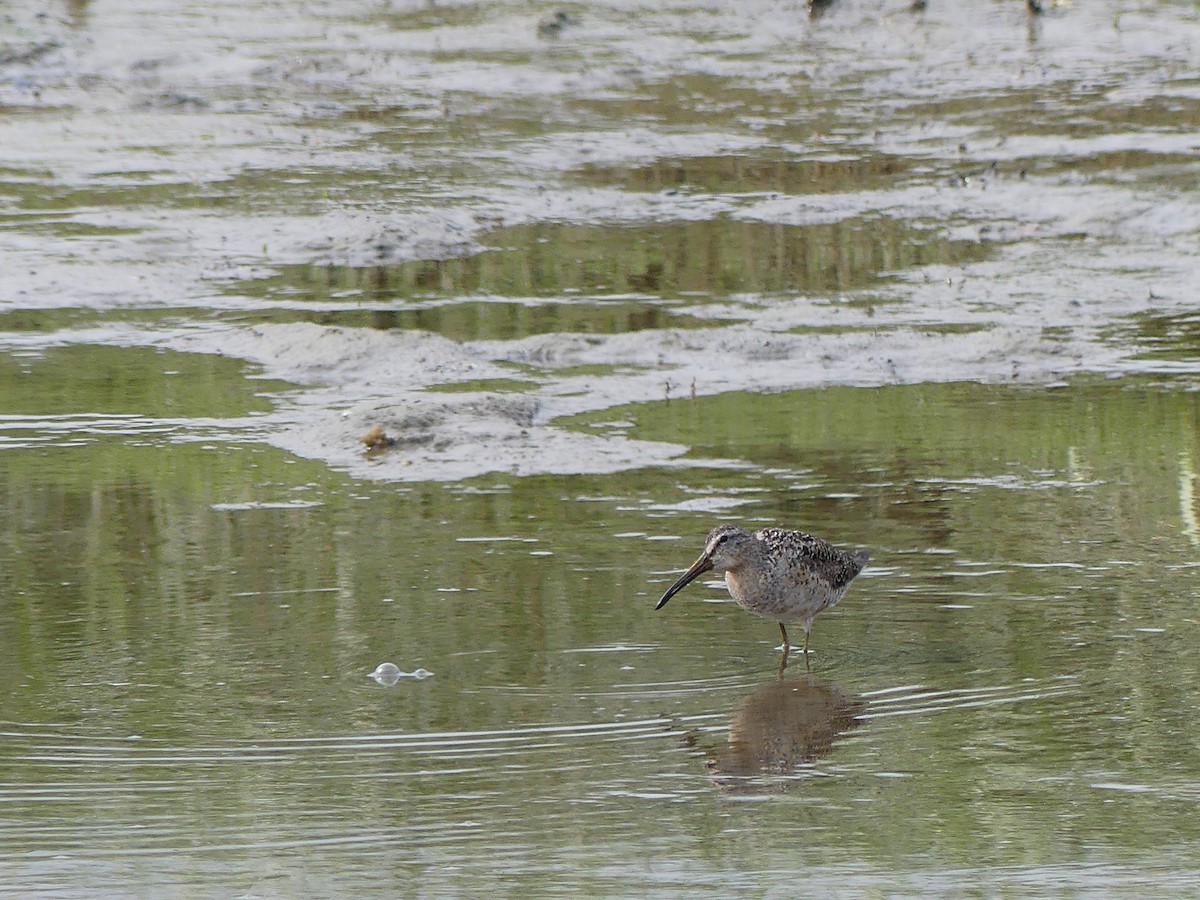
<box><xmin>655</xmin><ymin>555</ymin><xmax>714</xmax><ymax>610</ymax></box>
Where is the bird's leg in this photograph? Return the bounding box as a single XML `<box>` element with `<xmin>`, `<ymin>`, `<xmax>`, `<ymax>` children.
<box><xmin>802</xmin><ymin>624</ymin><xmax>812</xmax><ymax>672</ymax></box>
<box><xmin>777</xmin><ymin>623</ymin><xmax>790</xmax><ymax>674</ymax></box>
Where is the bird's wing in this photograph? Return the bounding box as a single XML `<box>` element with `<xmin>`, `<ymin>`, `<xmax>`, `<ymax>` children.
<box><xmin>756</xmin><ymin>528</ymin><xmax>866</xmax><ymax>587</ymax></box>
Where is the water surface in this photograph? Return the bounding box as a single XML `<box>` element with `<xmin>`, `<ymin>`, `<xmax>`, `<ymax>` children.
<box><xmin>2</xmin><ymin>0</ymin><xmax>1200</xmax><ymax>895</ymax></box>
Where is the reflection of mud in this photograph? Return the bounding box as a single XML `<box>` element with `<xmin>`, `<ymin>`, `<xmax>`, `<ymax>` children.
<box><xmin>236</xmin><ymin>264</ymin><xmax>707</xmax><ymax>340</ymax></box>
<box><xmin>688</xmin><ymin>676</ymin><xmax>864</xmax><ymax>793</ymax></box>
<box><xmin>574</xmin><ymin>154</ymin><xmax>910</xmax><ymax>197</ymax></box>
<box><xmin>240</xmin><ymin>216</ymin><xmax>988</xmax><ymax>309</ymax></box>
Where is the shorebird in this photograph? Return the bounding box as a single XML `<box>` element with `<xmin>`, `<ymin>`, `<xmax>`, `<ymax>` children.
<box><xmin>656</xmin><ymin>525</ymin><xmax>869</xmax><ymax>665</ymax></box>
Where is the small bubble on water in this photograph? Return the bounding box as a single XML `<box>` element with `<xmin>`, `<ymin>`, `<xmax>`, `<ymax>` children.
<box><xmin>370</xmin><ymin>662</ymin><xmax>433</xmax><ymax>685</ymax></box>
<box><xmin>370</xmin><ymin>662</ymin><xmax>402</xmax><ymax>685</ymax></box>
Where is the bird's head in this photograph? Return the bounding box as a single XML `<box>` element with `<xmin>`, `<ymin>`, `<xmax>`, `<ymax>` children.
<box><xmin>655</xmin><ymin>525</ymin><xmax>753</xmax><ymax>610</ymax></box>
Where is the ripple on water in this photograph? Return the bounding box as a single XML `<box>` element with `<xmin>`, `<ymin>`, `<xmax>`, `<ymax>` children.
<box><xmin>858</xmin><ymin>676</ymin><xmax>1080</xmax><ymax>720</ymax></box>
<box><xmin>0</xmin><ymin>664</ymin><xmax>1109</xmax><ymax>888</ymax></box>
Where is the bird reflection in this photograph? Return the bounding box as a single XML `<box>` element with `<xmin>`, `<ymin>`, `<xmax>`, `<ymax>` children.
<box><xmin>685</xmin><ymin>676</ymin><xmax>864</xmax><ymax>793</ymax></box>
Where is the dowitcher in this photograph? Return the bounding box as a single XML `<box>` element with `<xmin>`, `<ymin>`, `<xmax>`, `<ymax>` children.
<box><xmin>656</xmin><ymin>525</ymin><xmax>869</xmax><ymax>664</ymax></box>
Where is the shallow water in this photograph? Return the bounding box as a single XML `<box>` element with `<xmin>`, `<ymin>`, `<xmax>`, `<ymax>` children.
<box><xmin>4</xmin><ymin>374</ymin><xmax>1200</xmax><ymax>894</ymax></box>
<box><xmin>3</xmin><ymin>0</ymin><xmax>1200</xmax><ymax>895</ymax></box>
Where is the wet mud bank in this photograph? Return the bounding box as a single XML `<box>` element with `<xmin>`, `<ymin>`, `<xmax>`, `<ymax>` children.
<box><xmin>2</xmin><ymin>0</ymin><xmax>1199</xmax><ymax>480</ymax></box>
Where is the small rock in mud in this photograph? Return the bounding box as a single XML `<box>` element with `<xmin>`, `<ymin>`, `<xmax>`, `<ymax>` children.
<box><xmin>359</xmin><ymin>425</ymin><xmax>397</xmax><ymax>453</ymax></box>
<box><xmin>537</xmin><ymin>10</ymin><xmax>577</xmax><ymax>38</ymax></box>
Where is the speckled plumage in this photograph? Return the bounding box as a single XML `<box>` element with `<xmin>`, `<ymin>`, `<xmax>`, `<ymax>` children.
<box><xmin>656</xmin><ymin>524</ymin><xmax>869</xmax><ymax>663</ymax></box>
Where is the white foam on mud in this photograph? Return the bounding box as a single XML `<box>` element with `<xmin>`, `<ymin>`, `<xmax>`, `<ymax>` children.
<box><xmin>107</xmin><ymin>303</ymin><xmax>1119</xmax><ymax>481</ymax></box>
<box><xmin>175</xmin><ymin>323</ymin><xmax>504</xmax><ymax>388</ymax></box>
<box><xmin>317</xmin><ymin>392</ymin><xmax>692</xmax><ymax>480</ymax></box>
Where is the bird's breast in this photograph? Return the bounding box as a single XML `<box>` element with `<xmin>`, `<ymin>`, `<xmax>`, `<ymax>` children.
<box><xmin>725</xmin><ymin>561</ymin><xmax>839</xmax><ymax>621</ymax></box>
<box><xmin>724</xmin><ymin>566</ymin><xmax>780</xmax><ymax>616</ymax></box>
